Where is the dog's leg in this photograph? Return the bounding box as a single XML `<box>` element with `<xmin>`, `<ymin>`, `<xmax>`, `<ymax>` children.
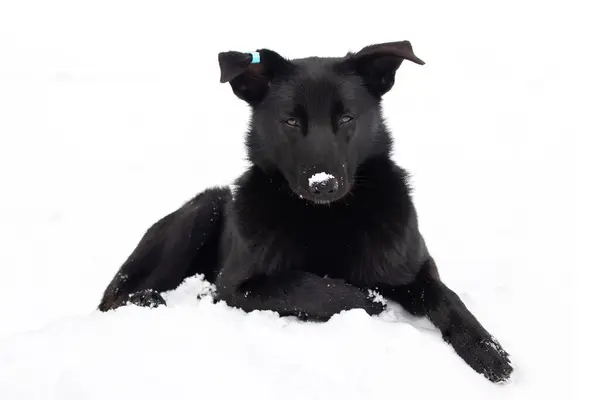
<box><xmin>378</xmin><ymin>259</ymin><xmax>513</xmax><ymax>383</ymax></box>
<box><xmin>216</xmin><ymin>269</ymin><xmax>385</xmax><ymax>321</ymax></box>
<box><xmin>98</xmin><ymin>187</ymin><xmax>229</xmax><ymax>311</ymax></box>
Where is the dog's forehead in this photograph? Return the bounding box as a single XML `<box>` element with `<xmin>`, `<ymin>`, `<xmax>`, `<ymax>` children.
<box><xmin>291</xmin><ymin>56</ymin><xmax>342</xmax><ymax>74</ymax></box>
<box><xmin>291</xmin><ymin>57</ymin><xmax>345</xmax><ymax>88</ymax></box>
<box><xmin>271</xmin><ymin>56</ymin><xmax>362</xmax><ymax>108</ymax></box>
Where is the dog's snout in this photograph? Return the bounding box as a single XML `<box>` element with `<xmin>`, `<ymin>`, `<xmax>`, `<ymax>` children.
<box><xmin>309</xmin><ymin>178</ymin><xmax>339</xmax><ymax>195</ymax></box>
<box><xmin>308</xmin><ymin>173</ymin><xmax>339</xmax><ymax>199</ymax></box>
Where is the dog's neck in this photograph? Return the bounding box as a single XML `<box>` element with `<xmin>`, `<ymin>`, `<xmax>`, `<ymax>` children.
<box><xmin>230</xmin><ymin>154</ymin><xmax>414</xmax><ymax>242</ymax></box>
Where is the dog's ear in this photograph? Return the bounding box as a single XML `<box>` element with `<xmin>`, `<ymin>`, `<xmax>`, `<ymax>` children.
<box><xmin>337</xmin><ymin>41</ymin><xmax>425</xmax><ymax>98</ymax></box>
<box><xmin>218</xmin><ymin>49</ymin><xmax>293</xmax><ymax>105</ymax></box>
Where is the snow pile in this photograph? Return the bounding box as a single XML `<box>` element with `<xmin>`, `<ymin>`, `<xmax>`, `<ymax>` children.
<box><xmin>0</xmin><ymin>275</ymin><xmax>521</xmax><ymax>400</ymax></box>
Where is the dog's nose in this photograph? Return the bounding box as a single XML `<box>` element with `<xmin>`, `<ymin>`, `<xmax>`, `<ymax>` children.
<box><xmin>308</xmin><ymin>173</ymin><xmax>339</xmax><ymax>198</ymax></box>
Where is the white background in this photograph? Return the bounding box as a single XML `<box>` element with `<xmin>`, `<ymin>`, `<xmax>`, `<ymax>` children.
<box><xmin>0</xmin><ymin>0</ymin><xmax>595</xmax><ymax>399</ymax></box>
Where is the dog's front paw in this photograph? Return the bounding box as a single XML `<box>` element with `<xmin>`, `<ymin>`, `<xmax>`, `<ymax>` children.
<box><xmin>127</xmin><ymin>289</ymin><xmax>166</xmax><ymax>309</ymax></box>
<box><xmin>362</xmin><ymin>296</ymin><xmax>386</xmax><ymax>316</ymax></box>
<box><xmin>450</xmin><ymin>329</ymin><xmax>513</xmax><ymax>383</ymax></box>
<box><xmin>340</xmin><ymin>285</ymin><xmax>386</xmax><ymax>316</ymax></box>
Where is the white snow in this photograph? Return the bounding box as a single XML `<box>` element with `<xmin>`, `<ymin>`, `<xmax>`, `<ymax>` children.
<box><xmin>309</xmin><ymin>172</ymin><xmax>334</xmax><ymax>186</ymax></box>
<box><xmin>0</xmin><ymin>274</ymin><xmax>515</xmax><ymax>400</ymax></box>
<box><xmin>0</xmin><ymin>0</ymin><xmax>592</xmax><ymax>399</ymax></box>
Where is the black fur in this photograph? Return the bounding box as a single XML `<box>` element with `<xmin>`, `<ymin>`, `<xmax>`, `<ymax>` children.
<box><xmin>98</xmin><ymin>41</ymin><xmax>513</xmax><ymax>383</ymax></box>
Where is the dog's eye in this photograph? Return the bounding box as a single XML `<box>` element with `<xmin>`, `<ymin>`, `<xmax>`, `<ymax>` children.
<box><xmin>285</xmin><ymin>118</ymin><xmax>300</xmax><ymax>127</ymax></box>
<box><xmin>340</xmin><ymin>115</ymin><xmax>353</xmax><ymax>124</ymax></box>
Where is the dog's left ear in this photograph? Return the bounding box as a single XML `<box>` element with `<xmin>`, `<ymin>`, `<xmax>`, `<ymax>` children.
<box><xmin>218</xmin><ymin>49</ymin><xmax>293</xmax><ymax>106</ymax></box>
<box><xmin>337</xmin><ymin>41</ymin><xmax>425</xmax><ymax>97</ymax></box>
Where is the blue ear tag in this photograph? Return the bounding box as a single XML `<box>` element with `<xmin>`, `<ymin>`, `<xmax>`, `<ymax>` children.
<box><xmin>250</xmin><ymin>52</ymin><xmax>260</xmax><ymax>64</ymax></box>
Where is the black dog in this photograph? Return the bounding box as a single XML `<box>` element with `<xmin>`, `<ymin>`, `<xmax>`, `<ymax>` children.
<box><xmin>98</xmin><ymin>41</ymin><xmax>513</xmax><ymax>383</ymax></box>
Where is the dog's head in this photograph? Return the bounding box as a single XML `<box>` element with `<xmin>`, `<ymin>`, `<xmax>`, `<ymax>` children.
<box><xmin>218</xmin><ymin>41</ymin><xmax>424</xmax><ymax>204</ymax></box>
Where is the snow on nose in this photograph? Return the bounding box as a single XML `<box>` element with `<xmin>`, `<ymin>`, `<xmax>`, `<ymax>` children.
<box><xmin>308</xmin><ymin>172</ymin><xmax>335</xmax><ymax>187</ymax></box>
<box><xmin>308</xmin><ymin>172</ymin><xmax>339</xmax><ymax>199</ymax></box>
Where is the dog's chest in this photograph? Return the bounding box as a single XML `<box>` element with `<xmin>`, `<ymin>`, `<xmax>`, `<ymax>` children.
<box><xmin>284</xmin><ymin>207</ymin><xmax>411</xmax><ymax>285</ymax></box>
<box><xmin>235</xmin><ymin>161</ymin><xmax>419</xmax><ymax>285</ymax></box>
<box><xmin>299</xmin><ymin>233</ymin><xmax>369</xmax><ymax>281</ymax></box>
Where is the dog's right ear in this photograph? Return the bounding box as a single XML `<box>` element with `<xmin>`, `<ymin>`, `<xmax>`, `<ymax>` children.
<box><xmin>218</xmin><ymin>49</ymin><xmax>293</xmax><ymax>105</ymax></box>
<box><xmin>336</xmin><ymin>41</ymin><xmax>425</xmax><ymax>98</ymax></box>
